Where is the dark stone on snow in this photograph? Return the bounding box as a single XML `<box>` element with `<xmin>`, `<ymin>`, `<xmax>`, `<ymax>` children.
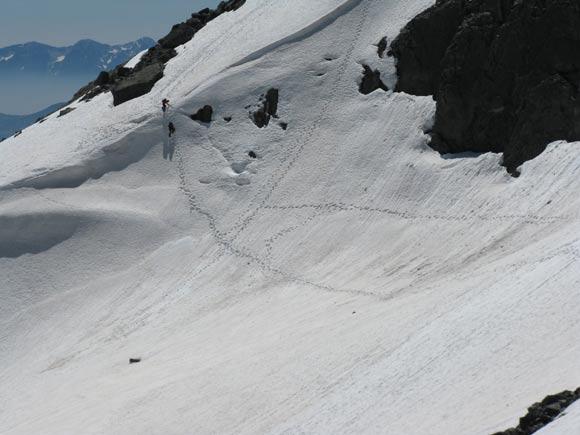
<box><xmin>223</xmin><ymin>116</ymin><xmax>232</xmax><ymax>122</ymax></box>
<box><xmin>377</xmin><ymin>37</ymin><xmax>388</xmax><ymax>58</ymax></box>
<box><xmin>279</xmin><ymin>122</ymin><xmax>288</xmax><ymax>130</ymax></box>
<box><xmin>57</xmin><ymin>107</ymin><xmax>76</xmax><ymax>117</ymax></box>
<box><xmin>248</xmin><ymin>151</ymin><xmax>257</xmax><ymax>158</ymax></box>
<box><xmin>252</xmin><ymin>107</ymin><xmax>269</xmax><ymax>128</ymax></box>
<box><xmin>359</xmin><ymin>64</ymin><xmax>388</xmax><ymax>95</ymax></box>
<box><xmin>391</xmin><ymin>0</ymin><xmax>580</xmax><ymax>174</ymax></box>
<box><xmin>190</xmin><ymin>105</ymin><xmax>214</xmax><ymax>123</ymax></box>
<box><xmin>251</xmin><ymin>88</ymin><xmax>279</xmax><ymax>128</ymax></box>
<box><xmin>264</xmin><ymin>89</ymin><xmax>279</xmax><ymax>116</ymax></box>
<box><xmin>129</xmin><ymin>358</ymin><xmax>141</xmax><ymax>364</ymax></box>
<box><xmin>490</xmin><ymin>388</ymin><xmax>580</xmax><ymax>435</ymax></box>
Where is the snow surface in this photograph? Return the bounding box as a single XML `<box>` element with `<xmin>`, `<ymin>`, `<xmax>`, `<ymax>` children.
<box><xmin>1</xmin><ymin>0</ymin><xmax>580</xmax><ymax>434</ymax></box>
<box><xmin>0</xmin><ymin>54</ymin><xmax>14</xmax><ymax>62</ymax></box>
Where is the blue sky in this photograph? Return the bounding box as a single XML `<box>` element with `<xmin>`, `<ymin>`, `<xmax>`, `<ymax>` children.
<box><xmin>1</xmin><ymin>0</ymin><xmax>220</xmax><ymax>47</ymax></box>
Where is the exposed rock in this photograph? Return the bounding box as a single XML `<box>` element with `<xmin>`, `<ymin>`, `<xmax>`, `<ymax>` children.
<box><xmin>79</xmin><ymin>86</ymin><xmax>105</xmax><ymax>103</ymax></box>
<box><xmin>391</xmin><ymin>0</ymin><xmax>580</xmax><ymax>174</ymax></box>
<box><xmin>491</xmin><ymin>388</ymin><xmax>580</xmax><ymax>435</ymax></box>
<box><xmin>159</xmin><ymin>23</ymin><xmax>197</xmax><ymax>50</ymax></box>
<box><xmin>129</xmin><ymin>358</ymin><xmax>141</xmax><ymax>364</ymax></box>
<box><xmin>57</xmin><ymin>107</ymin><xmax>76</xmax><ymax>118</ymax></box>
<box><xmin>390</xmin><ymin>0</ymin><xmax>465</xmax><ymax>96</ymax></box>
<box><xmin>251</xmin><ymin>88</ymin><xmax>279</xmax><ymax>128</ymax></box>
<box><xmin>116</xmin><ymin>67</ymin><xmax>132</xmax><ymax>78</ymax></box>
<box><xmin>190</xmin><ymin>105</ymin><xmax>214</xmax><ymax>123</ymax></box>
<box><xmin>248</xmin><ymin>151</ymin><xmax>257</xmax><ymax>158</ymax></box>
<box><xmin>377</xmin><ymin>37</ymin><xmax>388</xmax><ymax>58</ymax></box>
<box><xmin>359</xmin><ymin>64</ymin><xmax>389</xmax><ymax>95</ymax></box>
<box><xmin>223</xmin><ymin>116</ymin><xmax>232</xmax><ymax>122</ymax></box>
<box><xmin>112</xmin><ymin>64</ymin><xmax>164</xmax><ymax>106</ymax></box>
<box><xmin>95</xmin><ymin>71</ymin><xmax>110</xmax><ymax>86</ymax></box>
<box><xmin>279</xmin><ymin>122</ymin><xmax>288</xmax><ymax>131</ymax></box>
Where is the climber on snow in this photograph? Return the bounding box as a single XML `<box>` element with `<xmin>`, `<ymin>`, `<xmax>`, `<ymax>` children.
<box><xmin>162</xmin><ymin>98</ymin><xmax>170</xmax><ymax>113</ymax></box>
<box><xmin>168</xmin><ymin>122</ymin><xmax>176</xmax><ymax>137</ymax></box>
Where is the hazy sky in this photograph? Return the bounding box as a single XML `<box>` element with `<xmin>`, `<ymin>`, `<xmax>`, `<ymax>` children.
<box><xmin>1</xmin><ymin>0</ymin><xmax>221</xmax><ymax>47</ymax></box>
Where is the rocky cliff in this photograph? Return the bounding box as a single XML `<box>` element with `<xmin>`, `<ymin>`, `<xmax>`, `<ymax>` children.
<box><xmin>390</xmin><ymin>0</ymin><xmax>580</xmax><ymax>175</ymax></box>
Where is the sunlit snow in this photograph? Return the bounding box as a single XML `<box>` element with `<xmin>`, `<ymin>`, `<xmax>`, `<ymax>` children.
<box><xmin>0</xmin><ymin>0</ymin><xmax>579</xmax><ymax>434</ymax></box>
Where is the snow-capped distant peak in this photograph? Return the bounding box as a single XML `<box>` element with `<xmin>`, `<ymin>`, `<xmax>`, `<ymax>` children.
<box><xmin>0</xmin><ymin>38</ymin><xmax>156</xmax><ymax>77</ymax></box>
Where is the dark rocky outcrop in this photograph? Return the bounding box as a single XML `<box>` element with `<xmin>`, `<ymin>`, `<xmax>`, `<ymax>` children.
<box><xmin>390</xmin><ymin>0</ymin><xmax>580</xmax><ymax>174</ymax></box>
<box><xmin>359</xmin><ymin>64</ymin><xmax>388</xmax><ymax>95</ymax></box>
<box><xmin>95</xmin><ymin>71</ymin><xmax>111</xmax><ymax>86</ymax></box>
<box><xmin>491</xmin><ymin>388</ymin><xmax>580</xmax><ymax>435</ymax></box>
<box><xmin>112</xmin><ymin>64</ymin><xmax>165</xmax><ymax>106</ymax></box>
<box><xmin>251</xmin><ymin>89</ymin><xmax>279</xmax><ymax>128</ymax></box>
<box><xmin>377</xmin><ymin>37</ymin><xmax>388</xmax><ymax>58</ymax></box>
<box><xmin>57</xmin><ymin>107</ymin><xmax>76</xmax><ymax>118</ymax></box>
<box><xmin>72</xmin><ymin>0</ymin><xmax>246</xmax><ymax>107</ymax></box>
<box><xmin>190</xmin><ymin>105</ymin><xmax>214</xmax><ymax>123</ymax></box>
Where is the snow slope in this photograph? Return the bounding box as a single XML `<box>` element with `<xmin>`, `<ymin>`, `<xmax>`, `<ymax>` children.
<box><xmin>1</xmin><ymin>0</ymin><xmax>579</xmax><ymax>434</ymax></box>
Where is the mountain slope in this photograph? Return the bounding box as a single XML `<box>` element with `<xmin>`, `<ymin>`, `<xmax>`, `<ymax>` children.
<box><xmin>0</xmin><ymin>102</ymin><xmax>64</xmax><ymax>139</ymax></box>
<box><xmin>0</xmin><ymin>1</ymin><xmax>579</xmax><ymax>434</ymax></box>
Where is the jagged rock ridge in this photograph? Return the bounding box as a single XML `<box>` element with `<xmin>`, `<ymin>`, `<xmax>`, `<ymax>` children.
<box><xmin>390</xmin><ymin>0</ymin><xmax>580</xmax><ymax>174</ymax></box>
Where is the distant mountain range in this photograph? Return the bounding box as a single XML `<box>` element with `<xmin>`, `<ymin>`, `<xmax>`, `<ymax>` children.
<box><xmin>0</xmin><ymin>102</ymin><xmax>64</xmax><ymax>140</ymax></box>
<box><xmin>0</xmin><ymin>37</ymin><xmax>156</xmax><ymax>115</ymax></box>
<box><xmin>0</xmin><ymin>37</ymin><xmax>156</xmax><ymax>77</ymax></box>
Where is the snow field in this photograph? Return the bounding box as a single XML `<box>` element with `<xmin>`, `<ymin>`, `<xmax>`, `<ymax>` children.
<box><xmin>1</xmin><ymin>0</ymin><xmax>580</xmax><ymax>434</ymax></box>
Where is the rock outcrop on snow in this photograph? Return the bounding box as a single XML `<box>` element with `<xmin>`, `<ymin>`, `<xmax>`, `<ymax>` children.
<box><xmin>390</xmin><ymin>0</ymin><xmax>580</xmax><ymax>174</ymax></box>
<box><xmin>377</xmin><ymin>37</ymin><xmax>388</xmax><ymax>59</ymax></box>
<box><xmin>57</xmin><ymin>107</ymin><xmax>76</xmax><ymax>118</ymax></box>
<box><xmin>491</xmin><ymin>389</ymin><xmax>580</xmax><ymax>435</ymax></box>
<box><xmin>359</xmin><ymin>64</ymin><xmax>388</xmax><ymax>95</ymax></box>
<box><xmin>190</xmin><ymin>105</ymin><xmax>214</xmax><ymax>123</ymax></box>
<box><xmin>251</xmin><ymin>88</ymin><xmax>279</xmax><ymax>128</ymax></box>
<box><xmin>74</xmin><ymin>0</ymin><xmax>246</xmax><ymax>106</ymax></box>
